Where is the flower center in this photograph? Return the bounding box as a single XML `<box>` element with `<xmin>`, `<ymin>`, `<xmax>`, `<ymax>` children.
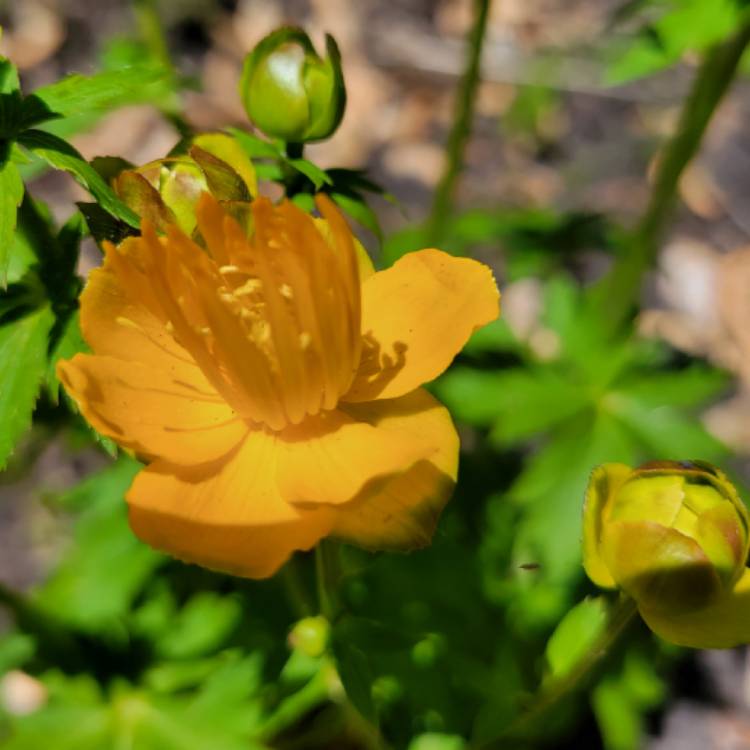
<box><xmin>126</xmin><ymin>195</ymin><xmax>361</xmax><ymax>431</ymax></box>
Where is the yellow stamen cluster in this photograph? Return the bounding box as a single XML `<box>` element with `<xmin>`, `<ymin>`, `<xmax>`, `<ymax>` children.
<box><xmin>107</xmin><ymin>196</ymin><xmax>362</xmax><ymax>431</ymax></box>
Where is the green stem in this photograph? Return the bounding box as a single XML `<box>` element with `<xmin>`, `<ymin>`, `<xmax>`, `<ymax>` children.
<box><xmin>477</xmin><ymin>596</ymin><xmax>638</xmax><ymax>749</ymax></box>
<box><xmin>314</xmin><ymin>540</ymin><xmax>341</xmax><ymax>620</ymax></box>
<box><xmin>426</xmin><ymin>0</ymin><xmax>492</xmax><ymax>244</ymax></box>
<box><xmin>280</xmin><ymin>558</ymin><xmax>314</xmax><ymax>619</ymax></box>
<box><xmin>256</xmin><ymin>665</ymin><xmax>332</xmax><ymax>742</ymax></box>
<box><xmin>595</xmin><ymin>13</ymin><xmax>750</xmax><ymax>333</ymax></box>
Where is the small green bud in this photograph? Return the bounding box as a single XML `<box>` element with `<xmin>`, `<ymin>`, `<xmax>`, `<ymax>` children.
<box><xmin>583</xmin><ymin>461</ymin><xmax>749</xmax><ymax>616</ymax></box>
<box><xmin>239</xmin><ymin>27</ymin><xmax>346</xmax><ymax>143</ymax></box>
<box><xmin>288</xmin><ymin>615</ymin><xmax>330</xmax><ymax>658</ymax></box>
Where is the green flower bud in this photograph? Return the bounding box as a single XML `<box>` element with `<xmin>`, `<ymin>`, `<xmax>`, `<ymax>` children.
<box><xmin>288</xmin><ymin>616</ymin><xmax>330</xmax><ymax>658</ymax></box>
<box><xmin>113</xmin><ymin>132</ymin><xmax>256</xmax><ymax>236</ymax></box>
<box><xmin>583</xmin><ymin>461</ymin><xmax>749</xmax><ymax>617</ymax></box>
<box><xmin>239</xmin><ymin>27</ymin><xmax>346</xmax><ymax>143</ymax></box>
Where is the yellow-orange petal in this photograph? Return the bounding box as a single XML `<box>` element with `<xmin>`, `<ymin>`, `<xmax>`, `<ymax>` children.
<box><xmin>343</xmin><ymin>249</ymin><xmax>500</xmax><ymax>402</ymax></box>
<box><xmin>58</xmin><ymin>354</ymin><xmax>247</xmax><ymax>465</ymax></box>
<box><xmin>79</xmin><ymin>241</ymin><xmax>211</xmax><ymax>393</ymax></box>
<box><xmin>330</xmin><ymin>388</ymin><xmax>459</xmax><ymax>549</ymax></box>
<box><xmin>275</xmin><ymin>405</ymin><xmax>431</xmax><ymax>506</ymax></box>
<box><xmin>639</xmin><ymin>568</ymin><xmax>750</xmax><ymax>648</ymax></box>
<box><xmin>582</xmin><ymin>463</ymin><xmax>632</xmax><ymax>589</ymax></box>
<box><xmin>127</xmin><ymin>430</ymin><xmax>335</xmax><ymax>578</ymax></box>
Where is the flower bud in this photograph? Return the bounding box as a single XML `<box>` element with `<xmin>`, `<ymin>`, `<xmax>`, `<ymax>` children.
<box><xmin>583</xmin><ymin>461</ymin><xmax>749</xmax><ymax>616</ymax></box>
<box><xmin>288</xmin><ymin>616</ymin><xmax>330</xmax><ymax>658</ymax></box>
<box><xmin>113</xmin><ymin>132</ymin><xmax>256</xmax><ymax>236</ymax></box>
<box><xmin>239</xmin><ymin>27</ymin><xmax>346</xmax><ymax>143</ymax></box>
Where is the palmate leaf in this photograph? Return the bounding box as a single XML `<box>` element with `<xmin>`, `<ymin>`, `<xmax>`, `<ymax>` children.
<box><xmin>4</xmin><ymin>655</ymin><xmax>267</xmax><ymax>750</ymax></box>
<box><xmin>499</xmin><ymin>412</ymin><xmax>640</xmax><ymax>631</ymax></box>
<box><xmin>0</xmin><ymin>158</ymin><xmax>23</xmax><ymax>286</ymax></box>
<box><xmin>17</xmin><ymin>130</ymin><xmax>139</xmax><ymax>228</ymax></box>
<box><xmin>435</xmin><ymin>366</ymin><xmax>589</xmax><ymax>444</ymax></box>
<box><xmin>0</xmin><ymin>305</ymin><xmax>54</xmax><ymax>469</ymax></box>
<box><xmin>35</xmin><ymin>457</ymin><xmax>162</xmax><ymax>633</ymax></box>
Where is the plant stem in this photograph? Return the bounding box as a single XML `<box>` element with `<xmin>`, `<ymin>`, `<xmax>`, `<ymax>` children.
<box><xmin>280</xmin><ymin>557</ymin><xmax>314</xmax><ymax>618</ymax></box>
<box><xmin>595</xmin><ymin>13</ymin><xmax>750</xmax><ymax>334</ymax></box>
<box><xmin>427</xmin><ymin>0</ymin><xmax>492</xmax><ymax>244</ymax></box>
<box><xmin>314</xmin><ymin>540</ymin><xmax>341</xmax><ymax>620</ymax></box>
<box><xmin>477</xmin><ymin>596</ymin><xmax>638</xmax><ymax>749</ymax></box>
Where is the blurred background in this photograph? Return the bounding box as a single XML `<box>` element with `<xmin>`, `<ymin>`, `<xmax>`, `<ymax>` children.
<box><xmin>3</xmin><ymin>1</ymin><xmax>750</xmax><ymax>748</ymax></box>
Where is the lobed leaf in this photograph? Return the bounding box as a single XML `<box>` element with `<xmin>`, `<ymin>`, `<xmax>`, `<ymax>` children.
<box><xmin>0</xmin><ymin>305</ymin><xmax>55</xmax><ymax>469</ymax></box>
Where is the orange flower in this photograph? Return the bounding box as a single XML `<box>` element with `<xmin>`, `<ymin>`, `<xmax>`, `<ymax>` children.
<box><xmin>58</xmin><ymin>195</ymin><xmax>499</xmax><ymax>578</ymax></box>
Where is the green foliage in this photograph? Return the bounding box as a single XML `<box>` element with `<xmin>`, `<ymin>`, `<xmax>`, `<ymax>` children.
<box><xmin>0</xmin><ymin>305</ymin><xmax>54</xmax><ymax>469</ymax></box>
<box><xmin>0</xmin><ymin>158</ymin><xmax>23</xmax><ymax>285</ymax></box>
<box><xmin>607</xmin><ymin>0</ymin><xmax>745</xmax><ymax>82</ymax></box>
<box><xmin>17</xmin><ymin>130</ymin><xmax>139</xmax><ymax>228</ymax></box>
<box><xmin>436</xmin><ymin>274</ymin><xmax>728</xmax><ymax>632</ymax></box>
<box><xmin>3</xmin><ymin>657</ymin><xmax>268</xmax><ymax>750</ymax></box>
<box><xmin>33</xmin><ymin>68</ymin><xmax>171</xmax><ymax>121</ymax></box>
<box><xmin>34</xmin><ymin>457</ymin><xmax>162</xmax><ymax>633</ymax></box>
<box><xmin>591</xmin><ymin>649</ymin><xmax>666</xmax><ymax>750</ymax></box>
<box><xmin>0</xmin><ymin>8</ymin><xmax>743</xmax><ymax>750</ymax></box>
<box><xmin>545</xmin><ymin>597</ymin><xmax>608</xmax><ymax>682</ymax></box>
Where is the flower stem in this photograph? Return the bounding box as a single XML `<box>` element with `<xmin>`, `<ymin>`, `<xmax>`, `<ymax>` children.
<box><xmin>476</xmin><ymin>596</ymin><xmax>638</xmax><ymax>749</ymax></box>
<box><xmin>426</xmin><ymin>0</ymin><xmax>492</xmax><ymax>245</ymax></box>
<box><xmin>594</xmin><ymin>12</ymin><xmax>750</xmax><ymax>334</ymax></box>
<box><xmin>315</xmin><ymin>540</ymin><xmax>342</xmax><ymax>620</ymax></box>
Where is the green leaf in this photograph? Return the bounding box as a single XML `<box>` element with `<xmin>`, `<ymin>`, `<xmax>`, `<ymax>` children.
<box><xmin>0</xmin><ymin>305</ymin><xmax>54</xmax><ymax>469</ymax></box>
<box><xmin>290</xmin><ymin>193</ymin><xmax>316</xmax><ymax>212</ymax></box>
<box><xmin>33</xmin><ymin>68</ymin><xmax>170</xmax><ymax>119</ymax></box>
<box><xmin>0</xmin><ymin>57</ymin><xmax>20</xmax><ymax>94</ymax></box>
<box><xmin>591</xmin><ymin>649</ymin><xmax>665</xmax><ymax>750</ymax></box>
<box><xmin>34</xmin><ymin>457</ymin><xmax>162</xmax><ymax>632</ymax></box>
<box><xmin>0</xmin><ymin>92</ymin><xmax>60</xmax><ymax>141</ymax></box>
<box><xmin>77</xmin><ymin>202</ymin><xmax>138</xmax><ymax>246</ymax></box>
<box><xmin>334</xmin><ymin>616</ymin><xmax>414</xmax><ymax>653</ymax></box>
<box><xmin>0</xmin><ymin>634</ymin><xmax>35</xmax><ymax>676</ymax></box>
<box><xmin>227</xmin><ymin>127</ymin><xmax>281</xmax><ymax>159</ymax></box>
<box><xmin>615</xmin><ymin>365</ymin><xmax>728</xmax><ymax>408</ymax></box>
<box><xmin>327</xmin><ymin>168</ymin><xmax>395</xmax><ymax>201</ymax></box>
<box><xmin>503</xmin><ymin>413</ymin><xmax>640</xmax><ymax>631</ymax></box>
<box><xmin>286</xmin><ymin>157</ymin><xmax>332</xmax><ymax>189</ymax></box>
<box><xmin>156</xmin><ymin>593</ymin><xmax>242</xmax><ymax>660</ymax></box>
<box><xmin>332</xmin><ymin>640</ymin><xmax>377</xmax><ymax>722</ymax></box>
<box><xmin>407</xmin><ymin>734</ymin><xmax>467</xmax><ymax>750</ymax></box>
<box><xmin>607</xmin><ymin>0</ymin><xmax>741</xmax><ymax>83</ymax></box>
<box><xmin>0</xmin><ymin>157</ymin><xmax>23</xmax><ymax>286</ymax></box>
<box><xmin>605</xmin><ymin>392</ymin><xmax>727</xmax><ymax>461</ymax></box>
<box><xmin>435</xmin><ymin>367</ymin><xmax>588</xmax><ymax>443</ymax></box>
<box><xmin>253</xmin><ymin>162</ymin><xmax>285</xmax><ymax>181</ymax></box>
<box><xmin>46</xmin><ymin>310</ymin><xmax>87</xmax><ymax>403</ymax></box>
<box><xmin>17</xmin><ymin>129</ymin><xmax>139</xmax><ymax>227</ymax></box>
<box><xmin>330</xmin><ymin>191</ymin><xmax>382</xmax><ymax>239</ymax></box>
<box><xmin>544</xmin><ymin>597</ymin><xmax>607</xmax><ymax>682</ymax></box>
<box><xmin>4</xmin><ymin>658</ymin><xmax>267</xmax><ymax>750</ymax></box>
